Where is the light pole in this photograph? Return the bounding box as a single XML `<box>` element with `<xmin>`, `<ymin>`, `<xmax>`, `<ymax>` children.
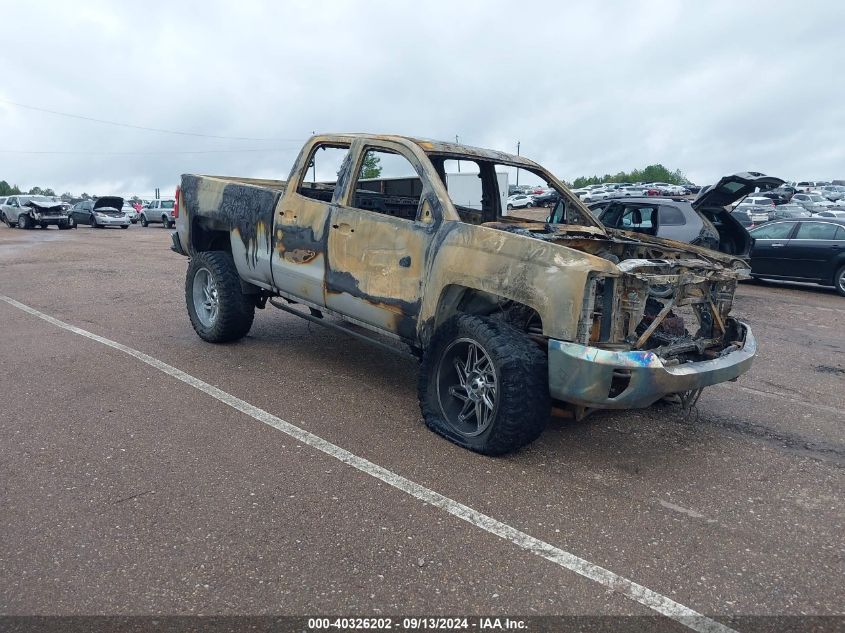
<box><xmin>455</xmin><ymin>135</ymin><xmax>460</xmax><ymax>173</ymax></box>
<box><xmin>516</xmin><ymin>141</ymin><xmax>520</xmax><ymax>186</ymax></box>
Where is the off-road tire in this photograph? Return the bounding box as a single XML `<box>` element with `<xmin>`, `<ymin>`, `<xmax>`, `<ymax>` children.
<box><xmin>185</xmin><ymin>251</ymin><xmax>255</xmax><ymax>343</ymax></box>
<box><xmin>418</xmin><ymin>314</ymin><xmax>549</xmax><ymax>455</ymax></box>
<box><xmin>140</xmin><ymin>215</ymin><xmax>149</xmax><ymax>227</ymax></box>
<box><xmin>834</xmin><ymin>264</ymin><xmax>845</xmax><ymax>298</ymax></box>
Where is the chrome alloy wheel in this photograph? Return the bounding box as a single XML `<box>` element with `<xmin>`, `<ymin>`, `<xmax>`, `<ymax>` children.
<box><xmin>436</xmin><ymin>338</ymin><xmax>498</xmax><ymax>437</ymax></box>
<box><xmin>192</xmin><ymin>267</ymin><xmax>219</xmax><ymax>327</ymax></box>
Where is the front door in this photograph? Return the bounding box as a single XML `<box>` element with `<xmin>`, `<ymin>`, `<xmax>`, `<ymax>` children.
<box><xmin>749</xmin><ymin>221</ymin><xmax>797</xmax><ymax>276</ymax></box>
<box><xmin>325</xmin><ymin>141</ymin><xmax>436</xmax><ymax>340</ymax></box>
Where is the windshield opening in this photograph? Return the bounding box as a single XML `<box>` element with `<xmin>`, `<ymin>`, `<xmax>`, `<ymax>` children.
<box><xmin>426</xmin><ymin>152</ymin><xmax>601</xmax><ymax>230</ymax></box>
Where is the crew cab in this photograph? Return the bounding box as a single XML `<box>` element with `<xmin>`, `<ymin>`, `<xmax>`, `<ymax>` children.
<box><xmin>172</xmin><ymin>134</ymin><xmax>757</xmax><ymax>455</ymax></box>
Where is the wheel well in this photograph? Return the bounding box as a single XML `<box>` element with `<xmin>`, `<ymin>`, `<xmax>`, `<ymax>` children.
<box><xmin>433</xmin><ymin>285</ymin><xmax>544</xmax><ymax>343</ymax></box>
<box><xmin>190</xmin><ymin>219</ymin><xmax>231</xmax><ymax>253</ymax></box>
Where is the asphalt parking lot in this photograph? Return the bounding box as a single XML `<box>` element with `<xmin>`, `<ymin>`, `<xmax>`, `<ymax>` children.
<box><xmin>1</xmin><ymin>225</ymin><xmax>843</xmax><ymax>630</ymax></box>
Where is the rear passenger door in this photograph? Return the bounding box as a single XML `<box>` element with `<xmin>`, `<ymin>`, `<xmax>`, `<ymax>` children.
<box><xmin>325</xmin><ymin>140</ymin><xmax>438</xmax><ymax>340</ymax></box>
<box><xmin>656</xmin><ymin>204</ymin><xmax>690</xmax><ymax>242</ymax></box>
<box><xmin>781</xmin><ymin>221</ymin><xmax>843</xmax><ymax>281</ymax></box>
<box><xmin>270</xmin><ymin>141</ymin><xmax>352</xmax><ymax>306</ymax></box>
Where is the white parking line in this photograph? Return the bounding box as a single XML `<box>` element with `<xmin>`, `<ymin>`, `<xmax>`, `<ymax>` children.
<box><xmin>1</xmin><ymin>294</ymin><xmax>736</xmax><ymax>633</ymax></box>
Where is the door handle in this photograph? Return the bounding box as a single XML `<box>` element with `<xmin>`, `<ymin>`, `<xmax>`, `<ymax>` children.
<box><xmin>771</xmin><ymin>243</ymin><xmax>785</xmax><ymax>247</ymax></box>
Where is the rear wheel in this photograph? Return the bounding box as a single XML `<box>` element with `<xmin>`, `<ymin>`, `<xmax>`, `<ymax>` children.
<box><xmin>418</xmin><ymin>315</ymin><xmax>549</xmax><ymax>455</ymax></box>
<box><xmin>1</xmin><ymin>212</ymin><xmax>11</xmax><ymax>227</ymax></box>
<box><xmin>506</xmin><ymin>204</ymin><xmax>513</xmax><ymax>210</ymax></box>
<box><xmin>185</xmin><ymin>251</ymin><xmax>255</xmax><ymax>343</ymax></box>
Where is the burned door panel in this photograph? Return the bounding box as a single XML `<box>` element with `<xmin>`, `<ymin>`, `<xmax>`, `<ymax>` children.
<box><xmin>325</xmin><ymin>207</ymin><xmax>429</xmax><ymax>339</ymax></box>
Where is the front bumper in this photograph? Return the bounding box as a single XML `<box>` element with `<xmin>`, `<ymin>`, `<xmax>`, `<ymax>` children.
<box><xmin>97</xmin><ymin>216</ymin><xmax>130</xmax><ymax>226</ymax></box>
<box><xmin>30</xmin><ymin>214</ymin><xmax>69</xmax><ymax>225</ymax></box>
<box><xmin>548</xmin><ymin>322</ymin><xmax>756</xmax><ymax>409</ymax></box>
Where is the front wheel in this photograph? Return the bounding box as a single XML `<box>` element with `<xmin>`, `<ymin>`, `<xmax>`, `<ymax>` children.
<box><xmin>418</xmin><ymin>315</ymin><xmax>549</xmax><ymax>455</ymax></box>
<box><xmin>140</xmin><ymin>215</ymin><xmax>149</xmax><ymax>227</ymax></box>
<box><xmin>163</xmin><ymin>216</ymin><xmax>172</xmax><ymax>228</ymax></box>
<box><xmin>506</xmin><ymin>204</ymin><xmax>514</xmax><ymax>211</ymax></box>
<box><xmin>185</xmin><ymin>251</ymin><xmax>255</xmax><ymax>343</ymax></box>
<box><xmin>18</xmin><ymin>214</ymin><xmax>30</xmax><ymax>229</ymax></box>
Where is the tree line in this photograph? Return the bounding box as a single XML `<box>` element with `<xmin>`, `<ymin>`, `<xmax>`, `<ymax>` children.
<box><xmin>0</xmin><ymin>180</ymin><xmax>141</xmax><ymax>202</ymax></box>
<box><xmin>570</xmin><ymin>164</ymin><xmax>690</xmax><ymax>189</ymax></box>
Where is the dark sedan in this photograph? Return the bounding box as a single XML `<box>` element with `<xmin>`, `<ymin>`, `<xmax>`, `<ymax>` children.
<box><xmin>748</xmin><ymin>218</ymin><xmax>845</xmax><ymax>296</ymax></box>
<box><xmin>532</xmin><ymin>190</ymin><xmax>560</xmax><ymax>207</ymax></box>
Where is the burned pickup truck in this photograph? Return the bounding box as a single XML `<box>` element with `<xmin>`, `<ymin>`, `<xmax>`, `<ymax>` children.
<box><xmin>172</xmin><ymin>134</ymin><xmax>757</xmax><ymax>455</ymax></box>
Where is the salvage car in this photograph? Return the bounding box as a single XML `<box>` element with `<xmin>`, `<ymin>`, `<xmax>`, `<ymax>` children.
<box><xmin>748</xmin><ymin>218</ymin><xmax>845</xmax><ymax>296</ymax></box>
<box><xmin>1</xmin><ymin>195</ymin><xmax>72</xmax><ymax>229</ymax></box>
<box><xmin>770</xmin><ymin>203</ymin><xmax>811</xmax><ymax>221</ymax></box>
<box><xmin>69</xmin><ymin>197</ymin><xmax>130</xmax><ymax>229</ymax></box>
<box><xmin>122</xmin><ymin>201</ymin><xmax>140</xmax><ymax>223</ymax></box>
<box><xmin>505</xmin><ymin>193</ymin><xmax>534</xmax><ymax>210</ymax></box>
<box><xmin>587</xmin><ymin>171</ymin><xmax>784</xmax><ymax>255</ymax></box>
<box><xmin>172</xmin><ymin>134</ymin><xmax>758</xmax><ymax>455</ymax></box>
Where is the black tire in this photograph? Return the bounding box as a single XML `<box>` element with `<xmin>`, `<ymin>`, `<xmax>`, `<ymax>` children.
<box><xmin>162</xmin><ymin>216</ymin><xmax>172</xmax><ymax>228</ymax></box>
<box><xmin>418</xmin><ymin>314</ymin><xmax>549</xmax><ymax>455</ymax></box>
<box><xmin>120</xmin><ymin>224</ymin><xmax>129</xmax><ymax>229</ymax></box>
<box><xmin>140</xmin><ymin>215</ymin><xmax>149</xmax><ymax>227</ymax></box>
<box><xmin>185</xmin><ymin>251</ymin><xmax>255</xmax><ymax>343</ymax></box>
<box><xmin>506</xmin><ymin>204</ymin><xmax>514</xmax><ymax>211</ymax></box>
<box><xmin>58</xmin><ymin>220</ymin><xmax>71</xmax><ymax>230</ymax></box>
<box><xmin>834</xmin><ymin>264</ymin><xmax>845</xmax><ymax>298</ymax></box>
<box><xmin>18</xmin><ymin>214</ymin><xmax>30</xmax><ymax>229</ymax></box>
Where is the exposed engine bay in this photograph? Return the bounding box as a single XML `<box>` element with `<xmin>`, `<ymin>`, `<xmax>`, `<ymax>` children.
<box><xmin>482</xmin><ymin>221</ymin><xmax>748</xmax><ymax>364</ymax></box>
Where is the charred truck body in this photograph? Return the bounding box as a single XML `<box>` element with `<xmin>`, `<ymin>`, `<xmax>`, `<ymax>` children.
<box><xmin>172</xmin><ymin>134</ymin><xmax>761</xmax><ymax>455</ymax></box>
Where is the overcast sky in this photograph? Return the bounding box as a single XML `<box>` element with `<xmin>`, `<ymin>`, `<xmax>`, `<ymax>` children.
<box><xmin>1</xmin><ymin>0</ymin><xmax>843</xmax><ymax>197</ymax></box>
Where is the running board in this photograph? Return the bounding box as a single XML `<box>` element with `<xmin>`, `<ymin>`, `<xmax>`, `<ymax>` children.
<box><xmin>268</xmin><ymin>298</ymin><xmax>418</xmax><ymax>361</ymax></box>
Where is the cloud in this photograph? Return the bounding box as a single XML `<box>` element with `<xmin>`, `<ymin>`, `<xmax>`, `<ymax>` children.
<box><xmin>1</xmin><ymin>0</ymin><xmax>843</xmax><ymax>196</ymax></box>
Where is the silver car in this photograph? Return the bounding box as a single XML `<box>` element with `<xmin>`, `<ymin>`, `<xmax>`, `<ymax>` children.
<box><xmin>1</xmin><ymin>194</ymin><xmax>72</xmax><ymax>229</ymax></box>
<box><xmin>139</xmin><ymin>199</ymin><xmax>176</xmax><ymax>227</ymax></box>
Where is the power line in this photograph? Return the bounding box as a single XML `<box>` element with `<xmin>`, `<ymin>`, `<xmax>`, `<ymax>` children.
<box><xmin>0</xmin><ymin>98</ymin><xmax>305</xmax><ymax>142</ymax></box>
<box><xmin>0</xmin><ymin>148</ymin><xmax>296</xmax><ymax>155</ymax></box>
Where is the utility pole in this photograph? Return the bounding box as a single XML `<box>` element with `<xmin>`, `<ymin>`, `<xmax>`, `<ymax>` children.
<box><xmin>516</xmin><ymin>141</ymin><xmax>520</xmax><ymax>186</ymax></box>
<box><xmin>455</xmin><ymin>135</ymin><xmax>460</xmax><ymax>173</ymax></box>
